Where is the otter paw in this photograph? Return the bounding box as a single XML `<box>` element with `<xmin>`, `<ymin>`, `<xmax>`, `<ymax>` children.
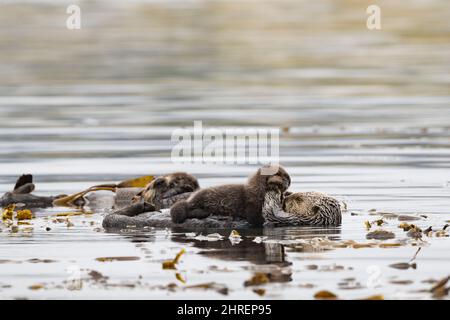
<box><xmin>267</xmin><ymin>181</ymin><xmax>283</xmax><ymax>192</ymax></box>
<box><xmin>143</xmin><ymin>202</ymin><xmax>156</xmax><ymax>212</ymax></box>
<box><xmin>170</xmin><ymin>208</ymin><xmax>188</xmax><ymax>223</ymax></box>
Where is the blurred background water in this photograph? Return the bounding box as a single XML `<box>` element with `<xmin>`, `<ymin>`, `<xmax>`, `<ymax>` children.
<box><xmin>0</xmin><ymin>0</ymin><xmax>449</xmax><ymax>299</ymax></box>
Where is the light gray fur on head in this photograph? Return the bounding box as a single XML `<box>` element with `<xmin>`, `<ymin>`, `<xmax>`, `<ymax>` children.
<box><xmin>263</xmin><ymin>191</ymin><xmax>342</xmax><ymax>226</ymax></box>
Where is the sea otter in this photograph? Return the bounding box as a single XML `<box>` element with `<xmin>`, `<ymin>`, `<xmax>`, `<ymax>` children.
<box><xmin>0</xmin><ymin>173</ymin><xmax>198</xmax><ymax>211</ymax></box>
<box><xmin>102</xmin><ymin>172</ymin><xmax>205</xmax><ymax>229</ymax></box>
<box><xmin>0</xmin><ymin>174</ymin><xmax>66</xmax><ymax>208</ymax></box>
<box><xmin>170</xmin><ymin>165</ymin><xmax>291</xmax><ymax>226</ymax></box>
<box><xmin>132</xmin><ymin>172</ymin><xmax>199</xmax><ymax>210</ymax></box>
<box><xmin>263</xmin><ymin>185</ymin><xmax>342</xmax><ymax>226</ymax></box>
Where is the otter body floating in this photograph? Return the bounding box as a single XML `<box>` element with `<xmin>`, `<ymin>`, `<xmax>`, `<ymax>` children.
<box><xmin>170</xmin><ymin>165</ymin><xmax>291</xmax><ymax>226</ymax></box>
<box><xmin>2</xmin><ymin>172</ymin><xmax>342</xmax><ymax>229</ymax></box>
<box><xmin>0</xmin><ymin>174</ymin><xmax>64</xmax><ymax>208</ymax></box>
<box><xmin>263</xmin><ymin>190</ymin><xmax>342</xmax><ymax>226</ymax></box>
<box><xmin>102</xmin><ymin>206</ymin><xmax>250</xmax><ymax>230</ymax></box>
<box><xmin>102</xmin><ymin>190</ymin><xmax>342</xmax><ymax>230</ymax></box>
<box><xmin>102</xmin><ymin>168</ymin><xmax>342</xmax><ymax>229</ymax></box>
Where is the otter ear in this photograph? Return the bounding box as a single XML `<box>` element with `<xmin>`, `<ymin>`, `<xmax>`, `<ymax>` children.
<box><xmin>312</xmin><ymin>206</ymin><xmax>320</xmax><ymax>214</ymax></box>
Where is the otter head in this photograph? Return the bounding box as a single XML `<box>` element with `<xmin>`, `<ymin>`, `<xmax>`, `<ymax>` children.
<box><xmin>249</xmin><ymin>165</ymin><xmax>290</xmax><ymax>193</ymax></box>
<box><xmin>283</xmin><ymin>192</ymin><xmax>325</xmax><ymax>216</ymax></box>
<box><xmin>284</xmin><ymin>193</ymin><xmax>307</xmax><ymax>213</ymax></box>
<box><xmin>162</xmin><ymin>172</ymin><xmax>200</xmax><ymax>198</ymax></box>
<box><xmin>0</xmin><ymin>192</ymin><xmax>13</xmax><ymax>206</ymax></box>
<box><xmin>133</xmin><ymin>172</ymin><xmax>199</xmax><ymax>207</ymax></box>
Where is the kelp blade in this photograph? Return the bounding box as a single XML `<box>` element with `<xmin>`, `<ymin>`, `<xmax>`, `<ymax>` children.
<box><xmin>52</xmin><ymin>186</ymin><xmax>116</xmax><ymax>206</ymax></box>
<box><xmin>52</xmin><ymin>175</ymin><xmax>153</xmax><ymax>206</ymax></box>
<box><xmin>117</xmin><ymin>175</ymin><xmax>154</xmax><ymax>188</ymax></box>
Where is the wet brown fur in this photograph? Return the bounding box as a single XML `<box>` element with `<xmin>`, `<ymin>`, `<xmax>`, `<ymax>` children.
<box><xmin>133</xmin><ymin>172</ymin><xmax>200</xmax><ymax>209</ymax></box>
<box><xmin>170</xmin><ymin>165</ymin><xmax>291</xmax><ymax>226</ymax></box>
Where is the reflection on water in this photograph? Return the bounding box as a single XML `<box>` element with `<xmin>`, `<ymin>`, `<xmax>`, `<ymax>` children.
<box><xmin>0</xmin><ymin>0</ymin><xmax>449</xmax><ymax>299</ymax></box>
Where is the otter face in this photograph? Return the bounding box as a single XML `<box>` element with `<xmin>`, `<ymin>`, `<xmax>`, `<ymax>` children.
<box><xmin>163</xmin><ymin>172</ymin><xmax>199</xmax><ymax>198</ymax></box>
<box><xmin>0</xmin><ymin>192</ymin><xmax>13</xmax><ymax>206</ymax></box>
<box><xmin>136</xmin><ymin>172</ymin><xmax>199</xmax><ymax>205</ymax></box>
<box><xmin>284</xmin><ymin>193</ymin><xmax>307</xmax><ymax>213</ymax></box>
<box><xmin>265</xmin><ymin>166</ymin><xmax>291</xmax><ymax>193</ymax></box>
<box><xmin>283</xmin><ymin>192</ymin><xmax>327</xmax><ymax>216</ymax></box>
<box><xmin>141</xmin><ymin>177</ymin><xmax>170</xmax><ymax>204</ymax></box>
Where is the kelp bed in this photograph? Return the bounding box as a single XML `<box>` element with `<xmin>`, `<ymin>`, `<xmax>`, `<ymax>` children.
<box><xmin>0</xmin><ymin>204</ymin><xmax>448</xmax><ymax>299</ymax></box>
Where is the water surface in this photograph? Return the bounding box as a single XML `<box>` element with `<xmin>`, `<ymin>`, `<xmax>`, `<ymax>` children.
<box><xmin>0</xmin><ymin>0</ymin><xmax>449</xmax><ymax>299</ymax></box>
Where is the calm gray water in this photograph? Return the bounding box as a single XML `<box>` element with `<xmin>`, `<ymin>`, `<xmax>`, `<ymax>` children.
<box><xmin>0</xmin><ymin>0</ymin><xmax>449</xmax><ymax>299</ymax></box>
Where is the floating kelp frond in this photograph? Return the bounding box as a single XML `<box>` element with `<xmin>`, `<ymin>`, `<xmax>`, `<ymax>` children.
<box><xmin>365</xmin><ymin>219</ymin><xmax>385</xmax><ymax>230</ymax></box>
<box><xmin>399</xmin><ymin>222</ymin><xmax>415</xmax><ymax>231</ymax></box>
<box><xmin>55</xmin><ymin>211</ymin><xmax>93</xmax><ymax>217</ymax></box>
<box><xmin>377</xmin><ymin>212</ymin><xmax>399</xmax><ymax>219</ymax></box>
<box><xmin>389</xmin><ymin>248</ymin><xmax>421</xmax><ymax>270</ymax></box>
<box><xmin>253</xmin><ymin>288</ymin><xmax>266</xmax><ymax>296</ymax></box>
<box><xmin>29</xmin><ymin>284</ymin><xmax>44</xmax><ymax>290</ymax></box>
<box><xmin>184</xmin><ymin>282</ymin><xmax>228</xmax><ymax>295</ymax></box>
<box><xmin>53</xmin><ymin>175</ymin><xmax>154</xmax><ymax>207</ymax></box>
<box><xmin>398</xmin><ymin>215</ymin><xmax>422</xmax><ymax>221</ymax></box>
<box><xmin>175</xmin><ymin>273</ymin><xmax>186</xmax><ymax>283</ymax></box>
<box><xmin>435</xmin><ymin>230</ymin><xmax>449</xmax><ymax>237</ymax></box>
<box><xmin>366</xmin><ymin>230</ymin><xmax>395</xmax><ymax>240</ymax></box>
<box><xmin>430</xmin><ymin>276</ymin><xmax>450</xmax><ymax>298</ymax></box>
<box><xmin>2</xmin><ymin>204</ymin><xmax>16</xmax><ymax>220</ymax></box>
<box><xmin>314</xmin><ymin>290</ymin><xmax>338</xmax><ymax>299</ymax></box>
<box><xmin>379</xmin><ymin>243</ymin><xmax>402</xmax><ymax>248</ymax></box>
<box><xmin>96</xmin><ymin>256</ymin><xmax>140</xmax><ymax>262</ymax></box>
<box><xmin>406</xmin><ymin>226</ymin><xmax>423</xmax><ymax>239</ymax></box>
<box><xmin>389</xmin><ymin>262</ymin><xmax>417</xmax><ymax>270</ymax></box>
<box><xmin>16</xmin><ymin>209</ymin><xmax>33</xmax><ymax>220</ymax></box>
<box><xmin>162</xmin><ymin>248</ymin><xmax>186</xmax><ymax>270</ymax></box>
<box><xmin>410</xmin><ymin>247</ymin><xmax>421</xmax><ymax>262</ymax></box>
<box><xmin>244</xmin><ymin>273</ymin><xmax>270</xmax><ymax>287</ymax></box>
<box><xmin>117</xmin><ymin>176</ymin><xmax>154</xmax><ymax>188</ymax></box>
<box><xmin>360</xmin><ymin>295</ymin><xmax>384</xmax><ymax>300</ymax></box>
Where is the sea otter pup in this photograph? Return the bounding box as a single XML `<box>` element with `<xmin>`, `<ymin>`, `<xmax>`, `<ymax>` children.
<box><xmin>170</xmin><ymin>165</ymin><xmax>291</xmax><ymax>226</ymax></box>
<box><xmin>263</xmin><ymin>186</ymin><xmax>342</xmax><ymax>226</ymax></box>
